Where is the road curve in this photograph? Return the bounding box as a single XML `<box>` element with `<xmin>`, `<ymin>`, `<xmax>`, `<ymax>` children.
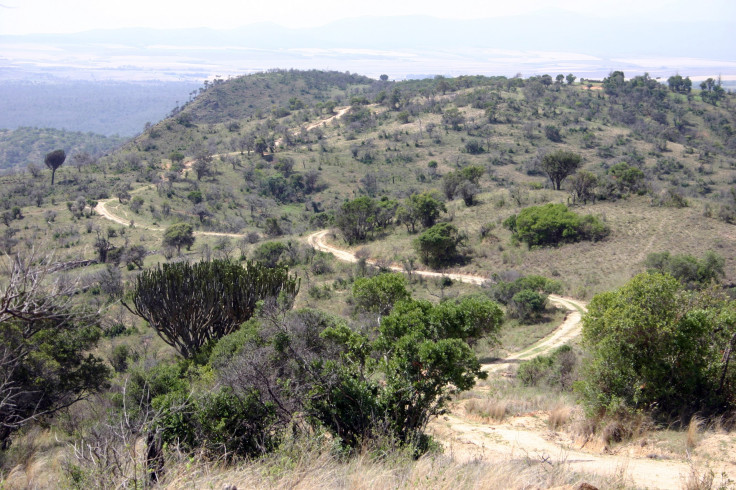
<box><xmin>307</xmin><ymin>228</ymin><xmax>587</xmax><ymax>368</ymax></box>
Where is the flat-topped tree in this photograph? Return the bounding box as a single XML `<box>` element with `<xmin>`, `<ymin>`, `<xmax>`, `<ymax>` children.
<box><xmin>44</xmin><ymin>149</ymin><xmax>66</xmax><ymax>185</ymax></box>
<box><xmin>540</xmin><ymin>150</ymin><xmax>581</xmax><ymax>190</ymax></box>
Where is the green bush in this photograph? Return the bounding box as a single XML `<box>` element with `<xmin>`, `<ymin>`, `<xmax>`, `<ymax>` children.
<box><xmin>644</xmin><ymin>250</ymin><xmax>724</xmax><ymax>289</ymax></box>
<box><xmin>414</xmin><ymin>222</ymin><xmax>463</xmax><ymax>267</ymax></box>
<box><xmin>489</xmin><ymin>274</ymin><xmax>562</xmax><ymax>304</ymax></box>
<box><xmin>253</xmin><ymin>241</ymin><xmax>288</xmax><ymax>267</ymax></box>
<box><xmin>576</xmin><ymin>272</ymin><xmax>736</xmax><ymax>418</ymax></box>
<box><xmin>509</xmin><ymin>289</ymin><xmax>547</xmax><ymax>322</ymax></box>
<box><xmin>209</xmin><ymin>296</ymin><xmax>502</xmax><ymax>452</ymax></box>
<box><xmin>352</xmin><ymin>273</ymin><xmax>410</xmax><ymax>315</ymax></box>
<box><xmin>503</xmin><ymin>203</ymin><xmax>609</xmax><ymax>247</ymax></box>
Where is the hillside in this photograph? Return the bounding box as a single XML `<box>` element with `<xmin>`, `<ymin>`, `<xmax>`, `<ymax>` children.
<box><xmin>1</xmin><ymin>69</ymin><xmax>736</xmax><ymax>488</ymax></box>
<box><xmin>0</xmin><ymin>127</ymin><xmax>127</xmax><ymax>171</ymax></box>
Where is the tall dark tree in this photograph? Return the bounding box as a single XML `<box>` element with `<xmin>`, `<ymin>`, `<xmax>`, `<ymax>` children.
<box><xmin>44</xmin><ymin>149</ymin><xmax>66</xmax><ymax>185</ymax></box>
<box><xmin>540</xmin><ymin>150</ymin><xmax>582</xmax><ymax>190</ymax></box>
<box><xmin>126</xmin><ymin>259</ymin><xmax>299</xmax><ymax>358</ymax></box>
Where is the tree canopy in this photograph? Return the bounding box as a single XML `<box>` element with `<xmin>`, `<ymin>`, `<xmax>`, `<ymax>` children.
<box><xmin>44</xmin><ymin>148</ymin><xmax>66</xmax><ymax>185</ymax></box>
<box><xmin>540</xmin><ymin>150</ymin><xmax>581</xmax><ymax>190</ymax></box>
<box><xmin>578</xmin><ymin>272</ymin><xmax>736</xmax><ymax>418</ymax></box>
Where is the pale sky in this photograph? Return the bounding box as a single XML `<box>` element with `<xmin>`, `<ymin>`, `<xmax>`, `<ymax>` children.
<box><xmin>0</xmin><ymin>0</ymin><xmax>733</xmax><ymax>35</ymax></box>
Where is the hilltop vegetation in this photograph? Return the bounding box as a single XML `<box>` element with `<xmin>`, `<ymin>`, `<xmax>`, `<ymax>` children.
<box><xmin>1</xmin><ymin>69</ymin><xmax>736</xmax><ymax>487</ymax></box>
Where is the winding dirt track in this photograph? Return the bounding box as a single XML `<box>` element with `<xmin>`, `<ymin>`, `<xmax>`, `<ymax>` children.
<box><xmin>308</xmin><ymin>229</ymin><xmax>586</xmax><ymax>369</ymax></box>
<box><xmin>307</xmin><ymin>229</ymin><xmax>705</xmax><ymax>489</ymax></box>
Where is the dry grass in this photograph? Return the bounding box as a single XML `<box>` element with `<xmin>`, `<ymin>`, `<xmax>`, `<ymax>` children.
<box><xmin>687</xmin><ymin>416</ymin><xmax>702</xmax><ymax>451</ymax></box>
<box><xmin>159</xmin><ymin>437</ymin><xmax>635</xmax><ymax>490</ymax></box>
<box><xmin>464</xmin><ymin>398</ymin><xmax>508</xmax><ymax>422</ymax></box>
<box><xmin>548</xmin><ymin>405</ymin><xmax>573</xmax><ymax>431</ymax></box>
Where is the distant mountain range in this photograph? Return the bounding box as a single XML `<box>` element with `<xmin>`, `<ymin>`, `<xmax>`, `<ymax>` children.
<box><xmin>1</xmin><ymin>12</ymin><xmax>733</xmax><ymax>82</ymax></box>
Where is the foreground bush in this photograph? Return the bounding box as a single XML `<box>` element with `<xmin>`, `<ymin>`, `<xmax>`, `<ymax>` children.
<box><xmin>210</xmin><ymin>295</ymin><xmax>503</xmax><ymax>451</ymax></box>
<box><xmin>577</xmin><ymin>272</ymin><xmax>736</xmax><ymax>419</ymax></box>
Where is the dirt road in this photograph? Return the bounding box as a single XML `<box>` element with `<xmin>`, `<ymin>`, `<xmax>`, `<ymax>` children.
<box><xmin>306</xmin><ymin>229</ymin><xmax>712</xmax><ymax>489</ymax></box>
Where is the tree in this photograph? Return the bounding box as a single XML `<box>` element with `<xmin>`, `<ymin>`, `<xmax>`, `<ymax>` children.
<box><xmin>335</xmin><ymin>196</ymin><xmax>391</xmax><ymax>245</ymax></box>
<box><xmin>352</xmin><ymin>273</ymin><xmax>411</xmax><ymax>316</ymax></box>
<box><xmin>414</xmin><ymin>222</ymin><xmax>463</xmax><ymax>267</ymax></box>
<box><xmin>126</xmin><ymin>259</ymin><xmax>299</xmax><ymax>358</ymax></box>
<box><xmin>212</xmin><ymin>295</ymin><xmax>501</xmax><ymax>451</ymax></box>
<box><xmin>700</xmin><ymin>77</ymin><xmax>725</xmax><ymax>105</ymax></box>
<box><xmin>379</xmin><ymin>74</ymin><xmax>389</xmax><ymax>81</ymax></box>
<box><xmin>441</xmin><ymin>107</ymin><xmax>465</xmax><ymax>130</ymax></box>
<box><xmin>644</xmin><ymin>251</ymin><xmax>724</xmax><ymax>289</ymax></box>
<box><xmin>44</xmin><ymin>149</ymin><xmax>66</xmax><ymax>185</ymax></box>
<box><xmin>568</xmin><ymin>171</ymin><xmax>598</xmax><ymax>204</ymax></box>
<box><xmin>667</xmin><ymin>74</ymin><xmax>692</xmax><ymax>94</ymax></box>
<box><xmin>566</xmin><ymin>73</ymin><xmax>577</xmax><ymax>85</ymax></box>
<box><xmin>396</xmin><ymin>192</ymin><xmax>446</xmax><ymax>233</ymax></box>
<box><xmin>540</xmin><ymin>150</ymin><xmax>582</xmax><ymax>190</ymax></box>
<box><xmin>577</xmin><ymin>273</ymin><xmax>736</xmax><ymax>418</ymax></box>
<box><xmin>162</xmin><ymin>223</ymin><xmax>195</xmax><ymax>255</ymax></box>
<box><xmin>0</xmin><ymin>252</ymin><xmax>109</xmax><ymax>446</ymax></box>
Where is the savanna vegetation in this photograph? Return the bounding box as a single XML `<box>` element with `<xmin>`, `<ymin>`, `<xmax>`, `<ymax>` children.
<box><xmin>1</xmin><ymin>68</ymin><xmax>736</xmax><ymax>488</ymax></box>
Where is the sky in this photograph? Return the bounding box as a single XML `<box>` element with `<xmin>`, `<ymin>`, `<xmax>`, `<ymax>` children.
<box><xmin>1</xmin><ymin>0</ymin><xmax>734</xmax><ymax>35</ymax></box>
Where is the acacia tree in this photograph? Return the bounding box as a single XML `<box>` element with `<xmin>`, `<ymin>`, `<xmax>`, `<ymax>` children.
<box><xmin>540</xmin><ymin>150</ymin><xmax>582</xmax><ymax>190</ymax></box>
<box><xmin>44</xmin><ymin>149</ymin><xmax>66</xmax><ymax>185</ymax></box>
<box><xmin>126</xmin><ymin>259</ymin><xmax>299</xmax><ymax>358</ymax></box>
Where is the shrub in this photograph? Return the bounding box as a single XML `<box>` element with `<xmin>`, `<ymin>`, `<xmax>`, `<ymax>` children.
<box><xmin>517</xmin><ymin>345</ymin><xmax>576</xmax><ymax>390</ymax></box>
<box><xmin>644</xmin><ymin>250</ymin><xmax>724</xmax><ymax>289</ymax></box>
<box><xmin>253</xmin><ymin>241</ymin><xmax>288</xmax><ymax>267</ymax></box>
<box><xmin>503</xmin><ymin>203</ymin><xmax>609</xmax><ymax>247</ymax></box>
<box><xmin>576</xmin><ymin>272</ymin><xmax>736</xmax><ymax>418</ymax></box>
<box><xmin>352</xmin><ymin>273</ymin><xmax>411</xmax><ymax>316</ymax></box>
<box><xmin>414</xmin><ymin>223</ymin><xmax>463</xmax><ymax>267</ymax></box>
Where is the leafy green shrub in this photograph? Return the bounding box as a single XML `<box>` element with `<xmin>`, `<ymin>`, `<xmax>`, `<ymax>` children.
<box><xmin>352</xmin><ymin>273</ymin><xmax>410</xmax><ymax>315</ymax></box>
<box><xmin>253</xmin><ymin>241</ymin><xmax>288</xmax><ymax>267</ymax></box>
<box><xmin>154</xmin><ymin>387</ymin><xmax>278</xmax><ymax>459</ymax></box>
<box><xmin>503</xmin><ymin>203</ymin><xmax>609</xmax><ymax>247</ymax></box>
<box><xmin>644</xmin><ymin>250</ymin><xmax>724</xmax><ymax>289</ymax></box>
<box><xmin>489</xmin><ymin>274</ymin><xmax>562</xmax><ymax>304</ymax></box>
<box><xmin>509</xmin><ymin>289</ymin><xmax>547</xmax><ymax>322</ymax></box>
<box><xmin>576</xmin><ymin>273</ymin><xmax>736</xmax><ymax>418</ymax></box>
<box><xmin>414</xmin><ymin>223</ymin><xmax>464</xmax><ymax>267</ymax></box>
<box><xmin>210</xmin><ymin>296</ymin><xmax>502</xmax><ymax>452</ymax></box>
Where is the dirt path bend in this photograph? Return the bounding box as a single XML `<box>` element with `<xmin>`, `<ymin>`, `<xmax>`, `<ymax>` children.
<box><xmin>94</xmin><ymin>193</ymin><xmax>246</xmax><ymax>239</ymax></box>
<box><xmin>306</xmin><ymin>229</ymin><xmax>714</xmax><ymax>488</ymax></box>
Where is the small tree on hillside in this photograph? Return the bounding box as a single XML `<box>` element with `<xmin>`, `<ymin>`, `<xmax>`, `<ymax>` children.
<box><xmin>126</xmin><ymin>259</ymin><xmax>299</xmax><ymax>358</ymax></box>
<box><xmin>163</xmin><ymin>223</ymin><xmax>195</xmax><ymax>255</ymax></box>
<box><xmin>540</xmin><ymin>150</ymin><xmax>581</xmax><ymax>190</ymax></box>
<box><xmin>44</xmin><ymin>149</ymin><xmax>66</xmax><ymax>185</ymax></box>
<box><xmin>414</xmin><ymin>222</ymin><xmax>463</xmax><ymax>267</ymax></box>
